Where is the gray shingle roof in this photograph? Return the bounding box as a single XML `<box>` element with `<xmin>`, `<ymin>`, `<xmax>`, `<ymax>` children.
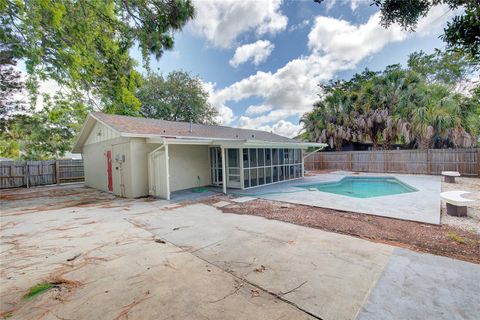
<box><xmin>92</xmin><ymin>112</ymin><xmax>296</xmax><ymax>143</ymax></box>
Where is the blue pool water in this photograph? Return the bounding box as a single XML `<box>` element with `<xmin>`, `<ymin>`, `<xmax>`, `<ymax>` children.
<box><xmin>300</xmin><ymin>177</ymin><xmax>417</xmax><ymax>198</ymax></box>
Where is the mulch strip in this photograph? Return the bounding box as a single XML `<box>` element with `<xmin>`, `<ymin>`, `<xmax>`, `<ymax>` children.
<box><xmin>201</xmin><ymin>195</ymin><xmax>480</xmax><ymax>264</ymax></box>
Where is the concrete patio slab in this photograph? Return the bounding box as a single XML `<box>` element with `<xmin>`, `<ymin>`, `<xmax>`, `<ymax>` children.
<box><xmin>130</xmin><ymin>204</ymin><xmax>394</xmax><ymax>320</ymax></box>
<box><xmin>2</xmin><ymin>185</ymin><xmax>478</xmax><ymax>320</ymax></box>
<box><xmin>358</xmin><ymin>248</ymin><xmax>480</xmax><ymax>320</ymax></box>
<box><xmin>230</xmin><ymin>171</ymin><xmax>441</xmax><ymax>224</ymax></box>
<box><xmin>0</xmin><ymin>186</ymin><xmax>313</xmax><ymax>320</ymax></box>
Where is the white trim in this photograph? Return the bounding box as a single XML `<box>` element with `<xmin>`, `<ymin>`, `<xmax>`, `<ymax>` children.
<box><xmin>71</xmin><ymin>114</ymin><xmax>94</xmax><ymax>152</ymax></box>
<box><xmin>243</xmin><ymin>140</ymin><xmax>327</xmax><ymax>149</ymax></box>
<box><xmin>147</xmin><ymin>137</ymin><xmax>327</xmax><ymax>149</ymax></box>
<box><xmin>240</xmin><ymin>147</ymin><xmax>244</xmax><ymax>189</ymax></box>
<box><xmin>221</xmin><ymin>146</ymin><xmax>227</xmax><ymax>194</ymax></box>
<box><xmin>301</xmin><ymin>149</ymin><xmax>305</xmax><ymax>178</ymax></box>
<box><xmin>165</xmin><ymin>143</ymin><xmax>170</xmax><ymax>200</ymax></box>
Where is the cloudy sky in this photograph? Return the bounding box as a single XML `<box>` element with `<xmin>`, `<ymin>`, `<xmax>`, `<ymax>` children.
<box><xmin>136</xmin><ymin>0</ymin><xmax>455</xmax><ymax>137</ymax></box>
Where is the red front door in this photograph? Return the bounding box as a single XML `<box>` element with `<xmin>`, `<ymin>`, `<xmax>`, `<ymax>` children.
<box><xmin>106</xmin><ymin>150</ymin><xmax>113</xmax><ymax>192</ymax></box>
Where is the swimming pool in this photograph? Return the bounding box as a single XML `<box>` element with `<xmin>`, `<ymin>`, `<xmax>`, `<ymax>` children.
<box><xmin>299</xmin><ymin>176</ymin><xmax>417</xmax><ymax>198</ymax></box>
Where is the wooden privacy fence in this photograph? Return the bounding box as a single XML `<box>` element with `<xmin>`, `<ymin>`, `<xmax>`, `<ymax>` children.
<box><xmin>0</xmin><ymin>159</ymin><xmax>84</xmax><ymax>189</ymax></box>
<box><xmin>304</xmin><ymin>148</ymin><xmax>479</xmax><ymax>177</ymax></box>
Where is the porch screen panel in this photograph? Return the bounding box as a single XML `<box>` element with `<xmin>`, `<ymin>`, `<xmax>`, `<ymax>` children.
<box><xmin>243</xmin><ymin>148</ymin><xmax>301</xmax><ymax>188</ymax></box>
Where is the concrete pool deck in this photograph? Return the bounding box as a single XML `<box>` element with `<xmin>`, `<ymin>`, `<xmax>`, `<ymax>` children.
<box><xmin>230</xmin><ymin>171</ymin><xmax>441</xmax><ymax>224</ymax></box>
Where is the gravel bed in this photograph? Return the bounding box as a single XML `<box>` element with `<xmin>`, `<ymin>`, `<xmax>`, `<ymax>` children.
<box><xmin>441</xmin><ymin>176</ymin><xmax>480</xmax><ymax>234</ymax></box>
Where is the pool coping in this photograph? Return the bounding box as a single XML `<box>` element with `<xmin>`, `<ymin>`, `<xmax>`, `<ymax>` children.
<box><xmin>230</xmin><ymin>171</ymin><xmax>441</xmax><ymax>224</ymax></box>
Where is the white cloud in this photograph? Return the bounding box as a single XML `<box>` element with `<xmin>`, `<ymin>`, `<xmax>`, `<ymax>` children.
<box><xmin>324</xmin><ymin>0</ymin><xmax>365</xmax><ymax>12</ymax></box>
<box><xmin>416</xmin><ymin>4</ymin><xmax>457</xmax><ymax>36</ymax></box>
<box><xmin>350</xmin><ymin>0</ymin><xmax>359</xmax><ymax>11</ymax></box>
<box><xmin>308</xmin><ymin>12</ymin><xmax>406</xmax><ymax>64</ymax></box>
<box><xmin>229</xmin><ymin>40</ymin><xmax>275</xmax><ymax>67</ymax></box>
<box><xmin>263</xmin><ymin>120</ymin><xmax>302</xmax><ymax>138</ymax></box>
<box><xmin>202</xmin><ymin>81</ymin><xmax>236</xmax><ymax>125</ymax></box>
<box><xmin>245</xmin><ymin>104</ymin><xmax>272</xmax><ymax>115</ymax></box>
<box><xmin>209</xmin><ymin>7</ymin><xmax>454</xmax><ymax>134</ymax></box>
<box><xmin>288</xmin><ymin>19</ymin><xmax>310</xmax><ymax>32</ymax></box>
<box><xmin>190</xmin><ymin>0</ymin><xmax>287</xmax><ymax>48</ymax></box>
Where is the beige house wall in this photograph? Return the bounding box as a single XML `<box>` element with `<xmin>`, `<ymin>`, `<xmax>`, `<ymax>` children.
<box><xmin>85</xmin><ymin>121</ymin><xmax>119</xmax><ymax>145</ymax></box>
<box><xmin>129</xmin><ymin>139</ymin><xmax>158</xmax><ymax>197</ymax></box>
<box><xmin>83</xmin><ymin>136</ymin><xmax>130</xmax><ymax>195</ymax></box>
<box><xmin>168</xmin><ymin>145</ymin><xmax>211</xmax><ymax>192</ymax></box>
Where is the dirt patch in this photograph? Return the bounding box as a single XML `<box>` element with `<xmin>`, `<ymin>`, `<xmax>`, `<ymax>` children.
<box><xmin>201</xmin><ymin>195</ymin><xmax>480</xmax><ymax>264</ymax></box>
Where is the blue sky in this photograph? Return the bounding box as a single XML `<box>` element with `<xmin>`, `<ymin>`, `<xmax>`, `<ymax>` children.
<box><xmin>138</xmin><ymin>0</ymin><xmax>453</xmax><ymax>137</ymax></box>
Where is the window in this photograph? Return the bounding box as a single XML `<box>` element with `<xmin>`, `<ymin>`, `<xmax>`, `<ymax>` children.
<box><xmin>258</xmin><ymin>167</ymin><xmax>265</xmax><ymax>185</ymax></box>
<box><xmin>250</xmin><ymin>168</ymin><xmax>257</xmax><ymax>187</ymax></box>
<box><xmin>265</xmin><ymin>149</ymin><xmax>271</xmax><ymax>166</ymax></box>
<box><xmin>266</xmin><ymin>167</ymin><xmax>272</xmax><ymax>184</ymax></box>
<box><xmin>295</xmin><ymin>165</ymin><xmax>301</xmax><ymax>178</ymax></box>
<box><xmin>295</xmin><ymin>149</ymin><xmax>302</xmax><ymax>164</ymax></box>
<box><xmin>243</xmin><ymin>169</ymin><xmax>250</xmax><ymax>188</ymax></box>
<box><xmin>273</xmin><ymin>149</ymin><xmax>279</xmax><ymax>165</ymax></box>
<box><xmin>258</xmin><ymin>148</ymin><xmax>265</xmax><ymax>167</ymax></box>
<box><xmin>249</xmin><ymin>149</ymin><xmax>257</xmax><ymax>168</ymax></box>
<box><xmin>242</xmin><ymin>148</ymin><xmax>300</xmax><ymax>188</ymax></box>
<box><xmin>273</xmin><ymin>166</ymin><xmax>279</xmax><ymax>182</ymax></box>
<box><xmin>228</xmin><ymin>149</ymin><xmax>239</xmax><ymax>167</ymax></box>
<box><xmin>243</xmin><ymin>149</ymin><xmax>249</xmax><ymax>168</ymax></box>
<box><xmin>284</xmin><ymin>148</ymin><xmax>289</xmax><ymax>164</ymax></box>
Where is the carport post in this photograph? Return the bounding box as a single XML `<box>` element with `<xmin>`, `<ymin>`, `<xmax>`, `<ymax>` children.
<box><xmin>165</xmin><ymin>143</ymin><xmax>171</xmax><ymax>200</ymax></box>
<box><xmin>221</xmin><ymin>146</ymin><xmax>227</xmax><ymax>194</ymax></box>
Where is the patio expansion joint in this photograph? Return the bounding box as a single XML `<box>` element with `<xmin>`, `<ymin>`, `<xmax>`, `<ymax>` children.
<box><xmin>123</xmin><ymin>218</ymin><xmax>324</xmax><ymax>320</ymax></box>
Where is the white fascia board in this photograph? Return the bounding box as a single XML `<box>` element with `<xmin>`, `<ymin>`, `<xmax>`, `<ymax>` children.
<box><xmin>243</xmin><ymin>140</ymin><xmax>327</xmax><ymax>149</ymax></box>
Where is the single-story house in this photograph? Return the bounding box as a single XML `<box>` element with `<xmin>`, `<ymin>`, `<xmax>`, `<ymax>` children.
<box><xmin>72</xmin><ymin>112</ymin><xmax>326</xmax><ymax>199</ymax></box>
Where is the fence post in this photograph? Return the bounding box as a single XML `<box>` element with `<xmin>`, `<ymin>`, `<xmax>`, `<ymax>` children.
<box><xmin>10</xmin><ymin>164</ymin><xmax>14</xmax><ymax>188</ymax></box>
<box><xmin>56</xmin><ymin>160</ymin><xmax>61</xmax><ymax>185</ymax></box>
<box><xmin>427</xmin><ymin>149</ymin><xmax>431</xmax><ymax>175</ymax></box>
<box><xmin>384</xmin><ymin>151</ymin><xmax>387</xmax><ymax>173</ymax></box>
<box><xmin>477</xmin><ymin>148</ymin><xmax>480</xmax><ymax>177</ymax></box>
<box><xmin>349</xmin><ymin>153</ymin><xmax>353</xmax><ymax>171</ymax></box>
<box><xmin>25</xmin><ymin>162</ymin><xmax>30</xmax><ymax>188</ymax></box>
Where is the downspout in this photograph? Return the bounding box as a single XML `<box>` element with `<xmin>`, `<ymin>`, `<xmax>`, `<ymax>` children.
<box><xmin>302</xmin><ymin>147</ymin><xmax>325</xmax><ymax>176</ymax></box>
<box><xmin>303</xmin><ymin>147</ymin><xmax>324</xmax><ymax>160</ymax></box>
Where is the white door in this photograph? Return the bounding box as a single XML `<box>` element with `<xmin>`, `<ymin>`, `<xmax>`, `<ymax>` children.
<box><xmin>227</xmin><ymin>149</ymin><xmax>241</xmax><ymax>188</ymax></box>
<box><xmin>210</xmin><ymin>147</ymin><xmax>223</xmax><ymax>186</ymax></box>
<box><xmin>149</xmin><ymin>149</ymin><xmax>168</xmax><ymax>198</ymax></box>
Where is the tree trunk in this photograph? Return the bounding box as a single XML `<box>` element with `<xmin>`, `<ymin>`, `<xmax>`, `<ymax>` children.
<box><xmin>371</xmin><ymin>136</ymin><xmax>379</xmax><ymax>150</ymax></box>
<box><xmin>335</xmin><ymin>139</ymin><xmax>343</xmax><ymax>151</ymax></box>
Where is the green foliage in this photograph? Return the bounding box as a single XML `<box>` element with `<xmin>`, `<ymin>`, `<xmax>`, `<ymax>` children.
<box><xmin>408</xmin><ymin>49</ymin><xmax>479</xmax><ymax>85</ymax></box>
<box><xmin>0</xmin><ymin>91</ymin><xmax>90</xmax><ymax>160</ymax></box>
<box><xmin>0</xmin><ymin>0</ymin><xmax>195</xmax><ymax>159</ymax></box>
<box><xmin>23</xmin><ymin>282</ymin><xmax>54</xmax><ymax>300</ymax></box>
<box><xmin>0</xmin><ymin>62</ymin><xmax>25</xmax><ymax>131</ymax></box>
<box><xmin>372</xmin><ymin>0</ymin><xmax>480</xmax><ymax>60</ymax></box>
<box><xmin>301</xmin><ymin>50</ymin><xmax>479</xmax><ymax>150</ymax></box>
<box><xmin>137</xmin><ymin>71</ymin><xmax>218</xmax><ymax>124</ymax></box>
<box><xmin>1</xmin><ymin>0</ymin><xmax>194</xmax><ymax>114</ymax></box>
